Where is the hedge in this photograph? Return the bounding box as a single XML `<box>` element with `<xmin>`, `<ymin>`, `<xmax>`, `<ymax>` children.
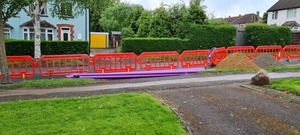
<box><xmin>122</xmin><ymin>38</ymin><xmax>190</xmax><ymax>54</ymax></box>
<box><xmin>41</xmin><ymin>41</ymin><xmax>89</xmax><ymax>55</ymax></box>
<box><xmin>245</xmin><ymin>23</ymin><xmax>292</xmax><ymax>47</ymax></box>
<box><xmin>5</xmin><ymin>40</ymin><xmax>35</xmax><ymax>57</ymax></box>
<box><xmin>5</xmin><ymin>40</ymin><xmax>89</xmax><ymax>57</ymax></box>
<box><xmin>185</xmin><ymin>24</ymin><xmax>236</xmax><ymax>50</ymax></box>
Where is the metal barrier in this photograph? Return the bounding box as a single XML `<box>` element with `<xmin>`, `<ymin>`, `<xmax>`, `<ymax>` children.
<box><xmin>283</xmin><ymin>45</ymin><xmax>300</xmax><ymax>59</ymax></box>
<box><xmin>181</xmin><ymin>50</ymin><xmax>211</xmax><ymax>68</ymax></box>
<box><xmin>138</xmin><ymin>51</ymin><xmax>180</xmax><ymax>70</ymax></box>
<box><xmin>36</xmin><ymin>54</ymin><xmax>91</xmax><ymax>76</ymax></box>
<box><xmin>226</xmin><ymin>46</ymin><xmax>256</xmax><ymax>59</ymax></box>
<box><xmin>255</xmin><ymin>46</ymin><xmax>283</xmax><ymax>60</ymax></box>
<box><xmin>0</xmin><ymin>56</ymin><xmax>35</xmax><ymax>78</ymax></box>
<box><xmin>92</xmin><ymin>53</ymin><xmax>137</xmax><ymax>73</ymax></box>
<box><xmin>210</xmin><ymin>47</ymin><xmax>228</xmax><ymax>65</ymax></box>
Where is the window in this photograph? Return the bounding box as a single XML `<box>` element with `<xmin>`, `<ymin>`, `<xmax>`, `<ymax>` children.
<box><xmin>23</xmin><ymin>27</ymin><xmax>53</xmax><ymax>41</ymax></box>
<box><xmin>29</xmin><ymin>2</ymin><xmax>48</xmax><ymax>16</ymax></box>
<box><xmin>61</xmin><ymin>2</ymin><xmax>73</xmax><ymax>17</ymax></box>
<box><xmin>40</xmin><ymin>28</ymin><xmax>53</xmax><ymax>41</ymax></box>
<box><xmin>23</xmin><ymin>28</ymin><xmax>35</xmax><ymax>40</ymax></box>
<box><xmin>287</xmin><ymin>8</ymin><xmax>297</xmax><ymax>18</ymax></box>
<box><xmin>272</xmin><ymin>11</ymin><xmax>278</xmax><ymax>20</ymax></box>
<box><xmin>4</xmin><ymin>28</ymin><xmax>11</xmax><ymax>39</ymax></box>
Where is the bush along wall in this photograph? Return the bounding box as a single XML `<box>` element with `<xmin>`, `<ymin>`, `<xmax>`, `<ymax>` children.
<box><xmin>185</xmin><ymin>24</ymin><xmax>236</xmax><ymax>50</ymax></box>
<box><xmin>5</xmin><ymin>40</ymin><xmax>35</xmax><ymax>57</ymax></box>
<box><xmin>4</xmin><ymin>40</ymin><xmax>89</xmax><ymax>57</ymax></box>
<box><xmin>122</xmin><ymin>38</ymin><xmax>190</xmax><ymax>54</ymax></box>
<box><xmin>245</xmin><ymin>23</ymin><xmax>292</xmax><ymax>47</ymax></box>
<box><xmin>41</xmin><ymin>41</ymin><xmax>89</xmax><ymax>55</ymax></box>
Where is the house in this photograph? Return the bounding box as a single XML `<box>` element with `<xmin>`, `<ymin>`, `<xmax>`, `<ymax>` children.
<box><xmin>267</xmin><ymin>0</ymin><xmax>300</xmax><ymax>32</ymax></box>
<box><xmin>5</xmin><ymin>1</ymin><xmax>89</xmax><ymax>41</ymax></box>
<box><xmin>224</xmin><ymin>12</ymin><xmax>261</xmax><ymax>28</ymax></box>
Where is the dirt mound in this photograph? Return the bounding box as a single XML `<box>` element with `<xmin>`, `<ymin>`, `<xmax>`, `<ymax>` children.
<box><xmin>216</xmin><ymin>52</ymin><xmax>260</xmax><ymax>70</ymax></box>
<box><xmin>253</xmin><ymin>54</ymin><xmax>284</xmax><ymax>69</ymax></box>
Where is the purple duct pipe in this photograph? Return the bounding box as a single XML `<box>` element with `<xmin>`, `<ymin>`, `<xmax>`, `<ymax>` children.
<box><xmin>78</xmin><ymin>73</ymin><xmax>186</xmax><ymax>79</ymax></box>
<box><xmin>67</xmin><ymin>67</ymin><xmax>205</xmax><ymax>78</ymax></box>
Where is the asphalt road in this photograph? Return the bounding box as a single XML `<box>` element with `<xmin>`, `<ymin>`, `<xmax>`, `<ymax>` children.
<box><xmin>151</xmin><ymin>83</ymin><xmax>300</xmax><ymax>135</ymax></box>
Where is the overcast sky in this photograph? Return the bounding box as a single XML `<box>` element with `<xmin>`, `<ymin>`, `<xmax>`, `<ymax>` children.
<box><xmin>120</xmin><ymin>0</ymin><xmax>279</xmax><ymax>18</ymax></box>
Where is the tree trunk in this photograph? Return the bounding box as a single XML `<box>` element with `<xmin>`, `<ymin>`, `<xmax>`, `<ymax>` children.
<box><xmin>0</xmin><ymin>1</ymin><xmax>11</xmax><ymax>84</ymax></box>
<box><xmin>34</xmin><ymin>0</ymin><xmax>41</xmax><ymax>59</ymax></box>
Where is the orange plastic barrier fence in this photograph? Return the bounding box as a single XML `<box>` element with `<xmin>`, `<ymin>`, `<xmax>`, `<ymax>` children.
<box><xmin>92</xmin><ymin>53</ymin><xmax>137</xmax><ymax>73</ymax></box>
<box><xmin>138</xmin><ymin>51</ymin><xmax>180</xmax><ymax>70</ymax></box>
<box><xmin>0</xmin><ymin>56</ymin><xmax>35</xmax><ymax>78</ymax></box>
<box><xmin>283</xmin><ymin>45</ymin><xmax>300</xmax><ymax>59</ymax></box>
<box><xmin>181</xmin><ymin>50</ymin><xmax>211</xmax><ymax>68</ymax></box>
<box><xmin>255</xmin><ymin>46</ymin><xmax>283</xmax><ymax>60</ymax></box>
<box><xmin>210</xmin><ymin>47</ymin><xmax>228</xmax><ymax>65</ymax></box>
<box><xmin>226</xmin><ymin>46</ymin><xmax>256</xmax><ymax>59</ymax></box>
<box><xmin>36</xmin><ymin>54</ymin><xmax>91</xmax><ymax>76</ymax></box>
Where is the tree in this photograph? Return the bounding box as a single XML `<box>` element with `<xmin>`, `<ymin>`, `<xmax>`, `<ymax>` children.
<box><xmin>136</xmin><ymin>10</ymin><xmax>152</xmax><ymax>37</ymax></box>
<box><xmin>90</xmin><ymin>0</ymin><xmax>120</xmax><ymax>32</ymax></box>
<box><xmin>99</xmin><ymin>3</ymin><xmax>144</xmax><ymax>33</ymax></box>
<box><xmin>1</xmin><ymin>0</ymin><xmax>31</xmax><ymax>84</ymax></box>
<box><xmin>168</xmin><ymin>3</ymin><xmax>189</xmax><ymax>38</ymax></box>
<box><xmin>148</xmin><ymin>6</ymin><xmax>172</xmax><ymax>38</ymax></box>
<box><xmin>262</xmin><ymin>12</ymin><xmax>268</xmax><ymax>24</ymax></box>
<box><xmin>121</xmin><ymin>27</ymin><xmax>135</xmax><ymax>38</ymax></box>
<box><xmin>188</xmin><ymin>0</ymin><xmax>207</xmax><ymax>24</ymax></box>
<box><xmin>22</xmin><ymin>0</ymin><xmax>88</xmax><ymax>59</ymax></box>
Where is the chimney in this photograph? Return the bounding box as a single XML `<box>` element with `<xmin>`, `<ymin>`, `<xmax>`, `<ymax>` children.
<box><xmin>239</xmin><ymin>14</ymin><xmax>241</xmax><ymax>17</ymax></box>
<box><xmin>256</xmin><ymin>11</ymin><xmax>260</xmax><ymax>17</ymax></box>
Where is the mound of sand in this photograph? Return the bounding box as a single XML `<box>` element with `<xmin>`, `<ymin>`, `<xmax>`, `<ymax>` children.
<box><xmin>253</xmin><ymin>54</ymin><xmax>284</xmax><ymax>69</ymax></box>
<box><xmin>216</xmin><ymin>52</ymin><xmax>261</xmax><ymax>70</ymax></box>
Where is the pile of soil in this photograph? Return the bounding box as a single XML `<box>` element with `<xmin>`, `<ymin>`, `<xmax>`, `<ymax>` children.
<box><xmin>253</xmin><ymin>54</ymin><xmax>284</xmax><ymax>69</ymax></box>
<box><xmin>216</xmin><ymin>52</ymin><xmax>260</xmax><ymax>70</ymax></box>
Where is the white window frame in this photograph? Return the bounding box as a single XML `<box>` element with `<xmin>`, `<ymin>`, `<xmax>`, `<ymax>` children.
<box><xmin>4</xmin><ymin>28</ymin><xmax>11</xmax><ymax>39</ymax></box>
<box><xmin>23</xmin><ymin>27</ymin><xmax>35</xmax><ymax>40</ymax></box>
<box><xmin>287</xmin><ymin>8</ymin><xmax>297</xmax><ymax>18</ymax></box>
<box><xmin>41</xmin><ymin>28</ymin><xmax>54</xmax><ymax>41</ymax></box>
<box><xmin>23</xmin><ymin>27</ymin><xmax>54</xmax><ymax>41</ymax></box>
<box><xmin>29</xmin><ymin>2</ymin><xmax>48</xmax><ymax>16</ymax></box>
<box><xmin>272</xmin><ymin>11</ymin><xmax>278</xmax><ymax>20</ymax></box>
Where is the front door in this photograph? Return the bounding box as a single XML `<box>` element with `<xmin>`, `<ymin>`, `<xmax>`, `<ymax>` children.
<box><xmin>61</xmin><ymin>27</ymin><xmax>70</xmax><ymax>41</ymax></box>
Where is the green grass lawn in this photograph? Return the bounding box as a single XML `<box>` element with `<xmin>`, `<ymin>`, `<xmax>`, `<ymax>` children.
<box><xmin>202</xmin><ymin>65</ymin><xmax>300</xmax><ymax>74</ymax></box>
<box><xmin>0</xmin><ymin>93</ymin><xmax>185</xmax><ymax>134</ymax></box>
<box><xmin>0</xmin><ymin>78</ymin><xmax>96</xmax><ymax>90</ymax></box>
<box><xmin>269</xmin><ymin>78</ymin><xmax>300</xmax><ymax>96</ymax></box>
<box><xmin>265</xmin><ymin>65</ymin><xmax>300</xmax><ymax>72</ymax></box>
<box><xmin>202</xmin><ymin>68</ymin><xmax>258</xmax><ymax>74</ymax></box>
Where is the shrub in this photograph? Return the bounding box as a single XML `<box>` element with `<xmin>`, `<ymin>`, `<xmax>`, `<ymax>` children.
<box><xmin>245</xmin><ymin>23</ymin><xmax>292</xmax><ymax>47</ymax></box>
<box><xmin>121</xmin><ymin>27</ymin><xmax>135</xmax><ymax>38</ymax></box>
<box><xmin>185</xmin><ymin>24</ymin><xmax>236</xmax><ymax>50</ymax></box>
<box><xmin>5</xmin><ymin>40</ymin><xmax>89</xmax><ymax>57</ymax></box>
<box><xmin>122</xmin><ymin>38</ymin><xmax>190</xmax><ymax>54</ymax></box>
<box><xmin>41</xmin><ymin>41</ymin><xmax>89</xmax><ymax>55</ymax></box>
<box><xmin>5</xmin><ymin>40</ymin><xmax>35</xmax><ymax>57</ymax></box>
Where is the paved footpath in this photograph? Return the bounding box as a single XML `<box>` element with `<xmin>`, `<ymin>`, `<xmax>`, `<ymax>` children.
<box><xmin>0</xmin><ymin>72</ymin><xmax>300</xmax><ymax>97</ymax></box>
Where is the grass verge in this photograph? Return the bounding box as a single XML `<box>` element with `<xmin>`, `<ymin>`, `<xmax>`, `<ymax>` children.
<box><xmin>202</xmin><ymin>65</ymin><xmax>300</xmax><ymax>74</ymax></box>
<box><xmin>265</xmin><ymin>65</ymin><xmax>300</xmax><ymax>72</ymax></box>
<box><xmin>269</xmin><ymin>78</ymin><xmax>300</xmax><ymax>96</ymax></box>
<box><xmin>0</xmin><ymin>78</ymin><xmax>96</xmax><ymax>90</ymax></box>
<box><xmin>0</xmin><ymin>93</ymin><xmax>186</xmax><ymax>134</ymax></box>
<box><xmin>202</xmin><ymin>68</ymin><xmax>258</xmax><ymax>74</ymax></box>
